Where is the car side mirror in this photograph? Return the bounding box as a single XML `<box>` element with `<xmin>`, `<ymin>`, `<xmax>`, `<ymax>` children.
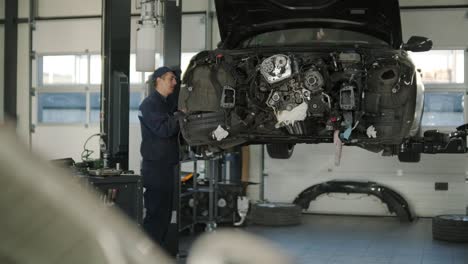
<box><xmin>403</xmin><ymin>36</ymin><xmax>433</xmax><ymax>52</ymax></box>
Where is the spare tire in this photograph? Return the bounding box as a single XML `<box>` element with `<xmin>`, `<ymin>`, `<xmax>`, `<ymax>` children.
<box><xmin>266</xmin><ymin>144</ymin><xmax>295</xmax><ymax>159</ymax></box>
<box><xmin>250</xmin><ymin>202</ymin><xmax>302</xmax><ymax>226</ymax></box>
<box><xmin>432</xmin><ymin>215</ymin><xmax>468</xmax><ymax>242</ymax></box>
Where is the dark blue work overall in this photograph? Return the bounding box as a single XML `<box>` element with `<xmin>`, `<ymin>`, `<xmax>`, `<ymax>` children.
<box><xmin>138</xmin><ymin>89</ymin><xmax>179</xmax><ymax>250</ymax></box>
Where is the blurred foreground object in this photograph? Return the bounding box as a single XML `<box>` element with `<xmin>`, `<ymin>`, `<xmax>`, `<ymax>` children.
<box><xmin>0</xmin><ymin>127</ymin><xmax>293</xmax><ymax>264</ymax></box>
<box><xmin>188</xmin><ymin>230</ymin><xmax>294</xmax><ymax>264</ymax></box>
<box><xmin>0</xmin><ymin>126</ymin><xmax>172</xmax><ymax>264</ymax></box>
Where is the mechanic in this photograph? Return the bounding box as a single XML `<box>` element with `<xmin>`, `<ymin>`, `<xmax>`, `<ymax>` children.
<box><xmin>138</xmin><ymin>66</ymin><xmax>181</xmax><ymax>253</ymax></box>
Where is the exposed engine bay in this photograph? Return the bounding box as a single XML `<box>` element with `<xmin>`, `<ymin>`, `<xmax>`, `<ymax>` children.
<box><xmin>179</xmin><ymin>48</ymin><xmax>421</xmax><ymax>156</ymax></box>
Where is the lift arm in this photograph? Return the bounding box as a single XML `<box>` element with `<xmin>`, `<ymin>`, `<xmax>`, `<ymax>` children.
<box><xmin>400</xmin><ymin>124</ymin><xmax>468</xmax><ymax>154</ymax></box>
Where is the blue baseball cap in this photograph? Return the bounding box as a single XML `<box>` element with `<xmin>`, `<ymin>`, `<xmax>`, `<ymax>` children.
<box><xmin>151</xmin><ymin>66</ymin><xmax>175</xmax><ymax>81</ymax></box>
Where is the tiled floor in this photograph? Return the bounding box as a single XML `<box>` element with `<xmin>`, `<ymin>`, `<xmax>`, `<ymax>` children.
<box><xmin>179</xmin><ymin>215</ymin><xmax>468</xmax><ymax>264</ymax></box>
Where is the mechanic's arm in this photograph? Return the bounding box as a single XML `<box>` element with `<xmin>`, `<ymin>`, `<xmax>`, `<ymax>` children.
<box><xmin>139</xmin><ymin>104</ymin><xmax>179</xmax><ymax>138</ymax></box>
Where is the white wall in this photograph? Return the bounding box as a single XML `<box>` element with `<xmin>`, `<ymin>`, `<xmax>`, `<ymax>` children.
<box><xmin>247</xmin><ymin>145</ymin><xmax>263</xmax><ymax>200</ymax></box>
<box><xmin>211</xmin><ymin>16</ymin><xmax>220</xmax><ymax>48</ymax></box>
<box><xmin>34</xmin><ymin>19</ymin><xmax>101</xmax><ymax>53</ymax></box>
<box><xmin>182</xmin><ymin>0</ymin><xmax>209</xmax><ymax>12</ymax></box>
<box><xmin>130</xmin><ymin>0</ymin><xmax>209</xmax><ymax>14</ymax></box>
<box><xmin>38</xmin><ymin>0</ymin><xmax>101</xmax><ymax>16</ymax></box>
<box><xmin>32</xmin><ymin>126</ymin><xmax>100</xmax><ymax>161</ymax></box>
<box><xmin>181</xmin><ymin>14</ymin><xmax>206</xmax><ymax>52</ymax></box>
<box><xmin>0</xmin><ymin>0</ymin><xmax>4</xmax><ymax>19</ymax></box>
<box><xmin>12</xmin><ymin>0</ymin><xmax>30</xmax><ymax>144</ymax></box>
<box><xmin>18</xmin><ymin>0</ymin><xmax>28</xmax><ymax>18</ymax></box>
<box><xmin>263</xmin><ymin>7</ymin><xmax>468</xmax><ymax>217</ymax></box>
<box><xmin>265</xmin><ymin>145</ymin><xmax>468</xmax><ymax>217</ymax></box>
<box><xmin>16</xmin><ymin>24</ymin><xmax>29</xmax><ymax>145</ymax></box>
<box><xmin>401</xmin><ymin>9</ymin><xmax>468</xmax><ymax>47</ymax></box>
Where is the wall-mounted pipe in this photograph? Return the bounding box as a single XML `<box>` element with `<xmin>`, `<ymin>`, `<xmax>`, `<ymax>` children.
<box><xmin>28</xmin><ymin>0</ymin><xmax>37</xmax><ymax>149</ymax></box>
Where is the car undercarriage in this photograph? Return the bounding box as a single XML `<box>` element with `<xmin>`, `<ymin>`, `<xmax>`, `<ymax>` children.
<box><xmin>178</xmin><ymin>46</ymin><xmax>422</xmax><ymax>159</ymax></box>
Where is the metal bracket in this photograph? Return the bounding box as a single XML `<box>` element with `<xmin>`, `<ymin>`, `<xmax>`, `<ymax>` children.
<box><xmin>30</xmin><ymin>124</ymin><xmax>36</xmax><ymax>133</ymax></box>
<box><xmin>402</xmin><ymin>127</ymin><xmax>468</xmax><ymax>154</ymax></box>
<box><xmin>30</xmin><ymin>87</ymin><xmax>36</xmax><ymax>96</ymax></box>
<box><xmin>220</xmin><ymin>85</ymin><xmax>236</xmax><ymax>108</ymax></box>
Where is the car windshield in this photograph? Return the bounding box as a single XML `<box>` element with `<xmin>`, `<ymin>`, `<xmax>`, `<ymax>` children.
<box><xmin>240</xmin><ymin>28</ymin><xmax>389</xmax><ymax>48</ymax></box>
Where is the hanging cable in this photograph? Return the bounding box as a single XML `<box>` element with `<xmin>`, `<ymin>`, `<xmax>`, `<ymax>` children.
<box><xmin>81</xmin><ymin>133</ymin><xmax>101</xmax><ymax>162</ymax></box>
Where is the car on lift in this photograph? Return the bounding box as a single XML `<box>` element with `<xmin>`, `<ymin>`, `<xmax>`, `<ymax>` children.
<box><xmin>178</xmin><ymin>0</ymin><xmax>433</xmax><ymax>162</ymax></box>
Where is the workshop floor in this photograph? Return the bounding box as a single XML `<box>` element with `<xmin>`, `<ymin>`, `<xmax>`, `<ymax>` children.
<box><xmin>178</xmin><ymin>214</ymin><xmax>468</xmax><ymax>264</ymax></box>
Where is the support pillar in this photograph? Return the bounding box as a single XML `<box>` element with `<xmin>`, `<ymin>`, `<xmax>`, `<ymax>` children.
<box><xmin>101</xmin><ymin>0</ymin><xmax>131</xmax><ymax>170</ymax></box>
<box><xmin>4</xmin><ymin>0</ymin><xmax>18</xmax><ymax>122</ymax></box>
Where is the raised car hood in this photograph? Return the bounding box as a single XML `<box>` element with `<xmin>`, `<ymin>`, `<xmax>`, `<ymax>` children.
<box><xmin>215</xmin><ymin>0</ymin><xmax>403</xmax><ymax>49</ymax></box>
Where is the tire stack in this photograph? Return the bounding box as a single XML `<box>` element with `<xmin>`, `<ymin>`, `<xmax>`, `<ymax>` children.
<box><xmin>432</xmin><ymin>215</ymin><xmax>468</xmax><ymax>242</ymax></box>
<box><xmin>250</xmin><ymin>202</ymin><xmax>302</xmax><ymax>226</ymax></box>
